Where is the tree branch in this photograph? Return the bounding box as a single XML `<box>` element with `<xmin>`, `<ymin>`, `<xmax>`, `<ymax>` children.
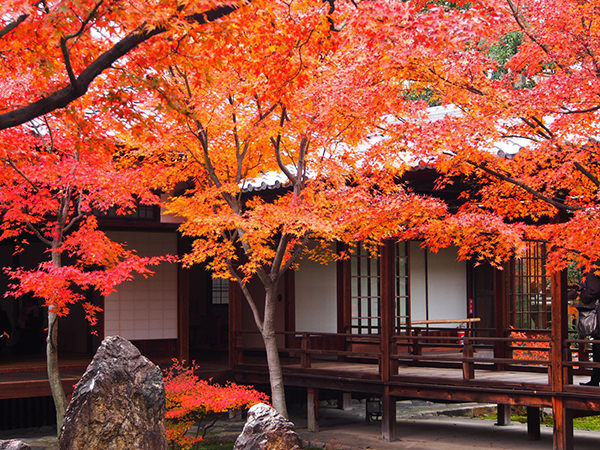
<box><xmin>0</xmin><ymin>13</ymin><xmax>28</xmax><ymax>40</ymax></box>
<box><xmin>505</xmin><ymin>0</ymin><xmax>564</xmax><ymax>70</ymax></box>
<box><xmin>573</xmin><ymin>161</ymin><xmax>600</xmax><ymax>187</ymax></box>
<box><xmin>468</xmin><ymin>159</ymin><xmax>583</xmax><ymax>212</ymax></box>
<box><xmin>270</xmin><ymin>106</ymin><xmax>296</xmax><ymax>183</ymax></box>
<box><xmin>1</xmin><ymin>158</ymin><xmax>39</xmax><ymax>192</ymax></box>
<box><xmin>26</xmin><ymin>221</ymin><xmax>52</xmax><ymax>246</ymax></box>
<box><xmin>0</xmin><ymin>3</ymin><xmax>240</xmax><ymax>130</ymax></box>
<box><xmin>226</xmin><ymin>259</ymin><xmax>264</xmax><ymax>332</ymax></box>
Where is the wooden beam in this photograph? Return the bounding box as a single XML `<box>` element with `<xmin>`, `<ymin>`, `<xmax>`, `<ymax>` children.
<box><xmin>527</xmin><ymin>406</ymin><xmax>541</xmax><ymax>440</ymax></box>
<box><xmin>307</xmin><ymin>388</ymin><xmax>319</xmax><ymax>432</ymax></box>
<box><xmin>381</xmin><ymin>388</ymin><xmax>396</xmax><ymax>442</ymax></box>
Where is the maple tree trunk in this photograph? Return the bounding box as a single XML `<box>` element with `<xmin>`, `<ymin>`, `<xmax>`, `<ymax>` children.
<box><xmin>261</xmin><ymin>287</ymin><xmax>288</xmax><ymax>418</ymax></box>
<box><xmin>48</xmin><ymin>251</ymin><xmax>68</xmax><ymax>434</ymax></box>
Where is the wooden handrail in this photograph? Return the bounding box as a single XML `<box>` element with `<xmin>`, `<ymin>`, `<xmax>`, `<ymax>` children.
<box><xmin>411</xmin><ymin>318</ymin><xmax>481</xmax><ymax>325</ymax></box>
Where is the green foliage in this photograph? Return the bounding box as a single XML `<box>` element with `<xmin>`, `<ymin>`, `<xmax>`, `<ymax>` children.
<box><xmin>404</xmin><ymin>87</ymin><xmax>441</xmax><ymax>106</ymax></box>
<box><xmin>479</xmin><ymin>409</ymin><xmax>600</xmax><ymax>431</ymax></box>
<box><xmin>568</xmin><ymin>261</ymin><xmax>583</xmax><ymax>287</ymax></box>
<box><xmin>488</xmin><ymin>32</ymin><xmax>523</xmax><ymax>81</ymax></box>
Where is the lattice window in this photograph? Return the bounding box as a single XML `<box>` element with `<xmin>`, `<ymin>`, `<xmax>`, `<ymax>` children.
<box><xmin>394</xmin><ymin>242</ymin><xmax>410</xmax><ymax>332</ymax></box>
<box><xmin>211</xmin><ymin>277</ymin><xmax>229</xmax><ymax>305</ymax></box>
<box><xmin>100</xmin><ymin>203</ymin><xmax>157</xmax><ymax>221</ymax></box>
<box><xmin>351</xmin><ymin>243</ymin><xmax>381</xmax><ymax>334</ymax></box>
<box><xmin>510</xmin><ymin>241</ymin><xmax>550</xmax><ymax>329</ymax></box>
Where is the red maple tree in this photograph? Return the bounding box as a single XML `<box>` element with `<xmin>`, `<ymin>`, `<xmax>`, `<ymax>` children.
<box><xmin>0</xmin><ymin>105</ymin><xmax>168</xmax><ymax>431</ymax></box>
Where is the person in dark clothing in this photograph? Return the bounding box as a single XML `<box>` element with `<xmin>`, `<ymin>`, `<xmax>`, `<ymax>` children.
<box><xmin>575</xmin><ymin>269</ymin><xmax>600</xmax><ymax>386</ymax></box>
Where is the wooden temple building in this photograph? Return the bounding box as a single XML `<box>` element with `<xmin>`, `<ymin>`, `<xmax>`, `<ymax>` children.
<box><xmin>0</xmin><ymin>169</ymin><xmax>598</xmax><ymax>450</ymax></box>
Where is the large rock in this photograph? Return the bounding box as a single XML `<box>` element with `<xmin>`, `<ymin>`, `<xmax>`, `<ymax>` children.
<box><xmin>234</xmin><ymin>403</ymin><xmax>303</xmax><ymax>450</ymax></box>
<box><xmin>0</xmin><ymin>440</ymin><xmax>31</xmax><ymax>450</ymax></box>
<box><xmin>59</xmin><ymin>335</ymin><xmax>167</xmax><ymax>450</ymax></box>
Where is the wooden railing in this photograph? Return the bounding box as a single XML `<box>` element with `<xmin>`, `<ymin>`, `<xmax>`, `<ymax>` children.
<box><xmin>232</xmin><ymin>330</ymin><xmax>600</xmax><ymax>387</ymax></box>
<box><xmin>565</xmin><ymin>337</ymin><xmax>600</xmax><ymax>374</ymax></box>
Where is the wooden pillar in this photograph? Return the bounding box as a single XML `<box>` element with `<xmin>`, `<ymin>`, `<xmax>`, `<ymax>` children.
<box><xmin>551</xmin><ymin>269</ymin><xmax>573</xmax><ymax>450</ymax></box>
<box><xmin>177</xmin><ymin>236</ymin><xmax>190</xmax><ymax>361</ymax></box>
<box><xmin>496</xmin><ymin>404</ymin><xmax>511</xmax><ymax>426</ymax></box>
<box><xmin>228</xmin><ymin>283</ymin><xmax>243</xmax><ymax>368</ymax></box>
<box><xmin>462</xmin><ymin>337</ymin><xmax>474</xmax><ymax>381</ymax></box>
<box><xmin>527</xmin><ymin>406</ymin><xmax>541</xmax><ymax>440</ymax></box>
<box><xmin>381</xmin><ymin>387</ymin><xmax>396</xmax><ymax>442</ymax></box>
<box><xmin>337</xmin><ymin>243</ymin><xmax>351</xmax><ymax>334</ymax></box>
<box><xmin>552</xmin><ymin>397</ymin><xmax>573</xmax><ymax>450</ymax></box>
<box><xmin>494</xmin><ymin>267</ymin><xmax>507</xmax><ymax>370</ymax></box>
<box><xmin>340</xmin><ymin>392</ymin><xmax>352</xmax><ymax>410</ymax></box>
<box><xmin>307</xmin><ymin>388</ymin><xmax>319</xmax><ymax>432</ymax></box>
<box><xmin>380</xmin><ymin>241</ymin><xmax>395</xmax><ymax>382</ymax></box>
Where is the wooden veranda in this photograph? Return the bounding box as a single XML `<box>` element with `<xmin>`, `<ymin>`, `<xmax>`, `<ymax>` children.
<box><xmin>229</xmin><ymin>270</ymin><xmax>600</xmax><ymax>450</ymax></box>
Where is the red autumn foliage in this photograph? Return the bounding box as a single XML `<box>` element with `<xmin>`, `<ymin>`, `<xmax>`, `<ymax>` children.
<box><xmin>164</xmin><ymin>360</ymin><xmax>269</xmax><ymax>450</ymax></box>
<box><xmin>510</xmin><ymin>329</ymin><xmax>550</xmax><ymax>362</ymax></box>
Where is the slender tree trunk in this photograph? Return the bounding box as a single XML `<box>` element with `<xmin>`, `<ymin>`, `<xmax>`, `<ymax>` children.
<box><xmin>48</xmin><ymin>250</ymin><xmax>67</xmax><ymax>434</ymax></box>
<box><xmin>261</xmin><ymin>287</ymin><xmax>288</xmax><ymax>418</ymax></box>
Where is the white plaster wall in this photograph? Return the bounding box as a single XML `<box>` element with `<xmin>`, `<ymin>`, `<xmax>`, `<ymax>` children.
<box><xmin>409</xmin><ymin>242</ymin><xmax>467</xmax><ymax>326</ymax></box>
<box><xmin>104</xmin><ymin>231</ymin><xmax>178</xmax><ymax>340</ymax></box>
<box><xmin>295</xmin><ymin>258</ymin><xmax>337</xmax><ymax>333</ymax></box>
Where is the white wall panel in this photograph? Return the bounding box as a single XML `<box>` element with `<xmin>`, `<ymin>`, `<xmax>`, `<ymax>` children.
<box><xmin>409</xmin><ymin>243</ymin><xmax>466</xmax><ymax>326</ymax></box>
<box><xmin>295</xmin><ymin>257</ymin><xmax>337</xmax><ymax>333</ymax></box>
<box><xmin>104</xmin><ymin>231</ymin><xmax>178</xmax><ymax>340</ymax></box>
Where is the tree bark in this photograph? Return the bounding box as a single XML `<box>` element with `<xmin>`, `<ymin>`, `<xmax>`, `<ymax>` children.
<box><xmin>260</xmin><ymin>287</ymin><xmax>288</xmax><ymax>418</ymax></box>
<box><xmin>48</xmin><ymin>250</ymin><xmax>68</xmax><ymax>434</ymax></box>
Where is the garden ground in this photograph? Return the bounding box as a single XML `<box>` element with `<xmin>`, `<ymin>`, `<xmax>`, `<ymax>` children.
<box><xmin>4</xmin><ymin>399</ymin><xmax>600</xmax><ymax>449</ymax></box>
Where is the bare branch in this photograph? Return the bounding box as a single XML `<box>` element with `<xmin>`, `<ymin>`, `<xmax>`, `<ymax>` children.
<box><xmin>574</xmin><ymin>161</ymin><xmax>600</xmax><ymax>187</ymax></box>
<box><xmin>279</xmin><ymin>234</ymin><xmax>310</xmax><ymax>275</ymax></box>
<box><xmin>63</xmin><ymin>196</ymin><xmax>83</xmax><ymax>233</ymax></box>
<box><xmin>26</xmin><ymin>221</ymin><xmax>52</xmax><ymax>246</ymax></box>
<box><xmin>270</xmin><ymin>234</ymin><xmax>291</xmax><ymax>280</ymax></box>
<box><xmin>60</xmin><ymin>37</ymin><xmax>78</xmax><ymax>87</ymax></box>
<box><xmin>468</xmin><ymin>159</ymin><xmax>582</xmax><ymax>212</ymax></box>
<box><xmin>0</xmin><ymin>13</ymin><xmax>28</xmax><ymax>39</ymax></box>
<box><xmin>270</xmin><ymin>106</ymin><xmax>296</xmax><ymax>183</ymax></box>
<box><xmin>1</xmin><ymin>158</ymin><xmax>40</xmax><ymax>192</ymax></box>
<box><xmin>561</xmin><ymin>105</ymin><xmax>600</xmax><ymax>114</ymax></box>
<box><xmin>226</xmin><ymin>260</ymin><xmax>264</xmax><ymax>332</ymax></box>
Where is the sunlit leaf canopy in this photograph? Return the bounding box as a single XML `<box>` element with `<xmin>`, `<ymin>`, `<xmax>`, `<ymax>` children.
<box><xmin>2</xmin><ymin>0</ymin><xmax>600</xmax><ymax>277</ymax></box>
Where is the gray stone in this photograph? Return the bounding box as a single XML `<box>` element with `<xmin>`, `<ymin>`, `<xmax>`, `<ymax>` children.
<box><xmin>59</xmin><ymin>335</ymin><xmax>167</xmax><ymax>450</ymax></box>
<box><xmin>0</xmin><ymin>440</ymin><xmax>31</xmax><ymax>450</ymax></box>
<box><xmin>234</xmin><ymin>403</ymin><xmax>303</xmax><ymax>450</ymax></box>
